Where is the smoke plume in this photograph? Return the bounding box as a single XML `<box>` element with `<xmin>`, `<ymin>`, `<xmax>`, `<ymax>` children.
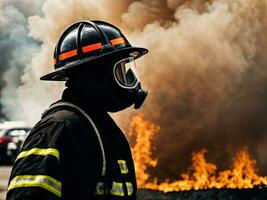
<box><xmin>0</xmin><ymin>0</ymin><xmax>44</xmax><ymax>120</ymax></box>
<box><xmin>1</xmin><ymin>0</ymin><xmax>267</xmax><ymax>180</ymax></box>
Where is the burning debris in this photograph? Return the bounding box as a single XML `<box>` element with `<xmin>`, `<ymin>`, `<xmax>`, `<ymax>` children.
<box><xmin>131</xmin><ymin>115</ymin><xmax>267</xmax><ymax>192</ymax></box>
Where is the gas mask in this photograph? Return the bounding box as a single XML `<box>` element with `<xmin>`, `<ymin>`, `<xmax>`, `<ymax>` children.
<box><xmin>65</xmin><ymin>56</ymin><xmax>148</xmax><ymax>112</ymax></box>
<box><xmin>112</xmin><ymin>56</ymin><xmax>148</xmax><ymax>110</ymax></box>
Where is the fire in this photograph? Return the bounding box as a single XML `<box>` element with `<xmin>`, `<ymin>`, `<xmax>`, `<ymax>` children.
<box><xmin>131</xmin><ymin>115</ymin><xmax>267</xmax><ymax>192</ymax></box>
<box><xmin>130</xmin><ymin>115</ymin><xmax>159</xmax><ymax>186</ymax></box>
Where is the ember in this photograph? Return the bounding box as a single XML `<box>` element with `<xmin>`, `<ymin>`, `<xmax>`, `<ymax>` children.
<box><xmin>131</xmin><ymin>115</ymin><xmax>267</xmax><ymax>192</ymax></box>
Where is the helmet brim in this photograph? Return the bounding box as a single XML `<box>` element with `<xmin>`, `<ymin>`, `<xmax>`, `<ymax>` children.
<box><xmin>40</xmin><ymin>47</ymin><xmax>148</xmax><ymax>81</ymax></box>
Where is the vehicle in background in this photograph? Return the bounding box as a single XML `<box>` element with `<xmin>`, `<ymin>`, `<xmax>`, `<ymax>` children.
<box><xmin>6</xmin><ymin>130</ymin><xmax>30</xmax><ymax>164</ymax></box>
<box><xmin>7</xmin><ymin>130</ymin><xmax>30</xmax><ymax>163</ymax></box>
<box><xmin>0</xmin><ymin>121</ymin><xmax>31</xmax><ymax>164</ymax></box>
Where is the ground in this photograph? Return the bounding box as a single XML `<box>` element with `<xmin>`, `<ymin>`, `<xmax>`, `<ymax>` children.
<box><xmin>138</xmin><ymin>188</ymin><xmax>267</xmax><ymax>200</ymax></box>
<box><xmin>0</xmin><ymin>166</ymin><xmax>11</xmax><ymax>200</ymax></box>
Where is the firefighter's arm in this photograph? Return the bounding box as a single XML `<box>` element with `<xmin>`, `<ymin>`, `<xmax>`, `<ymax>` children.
<box><xmin>6</xmin><ymin>121</ymin><xmax>67</xmax><ymax>200</ymax></box>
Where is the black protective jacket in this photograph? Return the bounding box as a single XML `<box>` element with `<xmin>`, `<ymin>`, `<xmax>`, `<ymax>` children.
<box><xmin>6</xmin><ymin>89</ymin><xmax>137</xmax><ymax>200</ymax></box>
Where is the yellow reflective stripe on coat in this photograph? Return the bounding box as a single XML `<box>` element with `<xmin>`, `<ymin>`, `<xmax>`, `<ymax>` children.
<box><xmin>126</xmin><ymin>182</ymin><xmax>133</xmax><ymax>196</ymax></box>
<box><xmin>111</xmin><ymin>181</ymin><xmax>124</xmax><ymax>196</ymax></box>
<box><xmin>8</xmin><ymin>175</ymin><xmax>61</xmax><ymax>197</ymax></box>
<box><xmin>16</xmin><ymin>148</ymin><xmax>60</xmax><ymax>161</ymax></box>
<box><xmin>118</xmin><ymin>160</ymin><xmax>129</xmax><ymax>174</ymax></box>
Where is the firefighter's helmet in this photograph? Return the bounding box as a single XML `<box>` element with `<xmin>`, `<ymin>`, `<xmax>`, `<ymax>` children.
<box><xmin>40</xmin><ymin>20</ymin><xmax>148</xmax><ymax>81</ymax></box>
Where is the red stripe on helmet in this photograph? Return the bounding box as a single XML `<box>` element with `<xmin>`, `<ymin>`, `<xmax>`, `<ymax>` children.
<box><xmin>55</xmin><ymin>37</ymin><xmax>125</xmax><ymax>64</ymax></box>
<box><xmin>82</xmin><ymin>43</ymin><xmax>102</xmax><ymax>53</ymax></box>
<box><xmin>59</xmin><ymin>49</ymin><xmax>78</xmax><ymax>60</ymax></box>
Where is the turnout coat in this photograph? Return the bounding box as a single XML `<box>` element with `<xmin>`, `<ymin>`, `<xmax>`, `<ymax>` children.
<box><xmin>7</xmin><ymin>95</ymin><xmax>137</xmax><ymax>200</ymax></box>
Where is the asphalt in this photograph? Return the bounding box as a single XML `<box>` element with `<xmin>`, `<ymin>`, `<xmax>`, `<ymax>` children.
<box><xmin>137</xmin><ymin>188</ymin><xmax>267</xmax><ymax>200</ymax></box>
<box><xmin>0</xmin><ymin>166</ymin><xmax>11</xmax><ymax>200</ymax></box>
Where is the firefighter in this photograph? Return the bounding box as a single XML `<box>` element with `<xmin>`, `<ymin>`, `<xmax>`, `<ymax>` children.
<box><xmin>6</xmin><ymin>20</ymin><xmax>148</xmax><ymax>200</ymax></box>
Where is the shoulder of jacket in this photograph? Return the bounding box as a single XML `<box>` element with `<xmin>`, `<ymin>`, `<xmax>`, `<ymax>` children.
<box><xmin>47</xmin><ymin>108</ymin><xmax>96</xmax><ymax>130</ymax></box>
<box><xmin>27</xmin><ymin>110</ymin><xmax>87</xmax><ymax>141</ymax></box>
<box><xmin>31</xmin><ymin>109</ymin><xmax>83</xmax><ymax>131</ymax></box>
<box><xmin>49</xmin><ymin>109</ymin><xmax>81</xmax><ymax>122</ymax></box>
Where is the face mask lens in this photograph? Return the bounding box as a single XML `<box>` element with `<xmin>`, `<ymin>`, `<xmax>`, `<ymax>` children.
<box><xmin>114</xmin><ymin>57</ymin><xmax>139</xmax><ymax>88</ymax></box>
<box><xmin>125</xmin><ymin>68</ymin><xmax>136</xmax><ymax>84</ymax></box>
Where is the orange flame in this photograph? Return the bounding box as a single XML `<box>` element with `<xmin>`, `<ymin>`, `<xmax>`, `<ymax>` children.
<box><xmin>130</xmin><ymin>115</ymin><xmax>267</xmax><ymax>192</ymax></box>
<box><xmin>130</xmin><ymin>115</ymin><xmax>159</xmax><ymax>186</ymax></box>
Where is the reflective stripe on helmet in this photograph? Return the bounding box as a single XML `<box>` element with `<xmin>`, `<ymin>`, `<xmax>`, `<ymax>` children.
<box><xmin>82</xmin><ymin>42</ymin><xmax>102</xmax><ymax>53</ymax></box>
<box><xmin>59</xmin><ymin>49</ymin><xmax>78</xmax><ymax>60</ymax></box>
<box><xmin>8</xmin><ymin>175</ymin><xmax>61</xmax><ymax>197</ymax></box>
<box><xmin>16</xmin><ymin>148</ymin><xmax>60</xmax><ymax>162</ymax></box>
<box><xmin>118</xmin><ymin>160</ymin><xmax>129</xmax><ymax>174</ymax></box>
<box><xmin>54</xmin><ymin>37</ymin><xmax>125</xmax><ymax>63</ymax></box>
<box><xmin>111</xmin><ymin>37</ymin><xmax>125</xmax><ymax>46</ymax></box>
<box><xmin>126</xmin><ymin>182</ymin><xmax>133</xmax><ymax>196</ymax></box>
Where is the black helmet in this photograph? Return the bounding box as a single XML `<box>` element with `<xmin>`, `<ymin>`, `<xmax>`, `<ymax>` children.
<box><xmin>40</xmin><ymin>20</ymin><xmax>148</xmax><ymax>81</ymax></box>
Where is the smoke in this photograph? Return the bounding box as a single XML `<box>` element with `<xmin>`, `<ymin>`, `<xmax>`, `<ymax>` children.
<box><xmin>1</xmin><ymin>0</ymin><xmax>267</xmax><ymax>180</ymax></box>
<box><xmin>2</xmin><ymin>0</ymin><xmax>44</xmax><ymax>17</ymax></box>
<box><xmin>129</xmin><ymin>0</ymin><xmax>267</xmax><ymax>179</ymax></box>
<box><xmin>5</xmin><ymin>0</ymin><xmax>136</xmax><ymax>123</ymax></box>
<box><xmin>0</xmin><ymin>0</ymin><xmax>44</xmax><ymax>120</ymax></box>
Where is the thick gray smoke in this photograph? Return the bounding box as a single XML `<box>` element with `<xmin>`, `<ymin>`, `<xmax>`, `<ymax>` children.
<box><xmin>0</xmin><ymin>0</ymin><xmax>44</xmax><ymax>120</ymax></box>
<box><xmin>1</xmin><ymin>0</ymin><xmax>267</xmax><ymax>180</ymax></box>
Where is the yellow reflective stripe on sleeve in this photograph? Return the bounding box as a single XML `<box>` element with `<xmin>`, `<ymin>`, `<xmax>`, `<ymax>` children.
<box><xmin>16</xmin><ymin>148</ymin><xmax>60</xmax><ymax>161</ymax></box>
<box><xmin>126</xmin><ymin>182</ymin><xmax>133</xmax><ymax>196</ymax></box>
<box><xmin>118</xmin><ymin>160</ymin><xmax>129</xmax><ymax>174</ymax></box>
<box><xmin>111</xmin><ymin>181</ymin><xmax>124</xmax><ymax>196</ymax></box>
<box><xmin>8</xmin><ymin>175</ymin><xmax>61</xmax><ymax>197</ymax></box>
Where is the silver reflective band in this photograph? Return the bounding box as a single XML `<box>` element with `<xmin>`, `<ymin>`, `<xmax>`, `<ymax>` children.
<box><xmin>126</xmin><ymin>182</ymin><xmax>133</xmax><ymax>196</ymax></box>
<box><xmin>113</xmin><ymin>56</ymin><xmax>140</xmax><ymax>89</ymax></box>
<box><xmin>8</xmin><ymin>175</ymin><xmax>61</xmax><ymax>197</ymax></box>
<box><xmin>95</xmin><ymin>181</ymin><xmax>133</xmax><ymax>196</ymax></box>
<box><xmin>118</xmin><ymin>160</ymin><xmax>129</xmax><ymax>174</ymax></box>
<box><xmin>111</xmin><ymin>181</ymin><xmax>124</xmax><ymax>196</ymax></box>
<box><xmin>95</xmin><ymin>182</ymin><xmax>106</xmax><ymax>195</ymax></box>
